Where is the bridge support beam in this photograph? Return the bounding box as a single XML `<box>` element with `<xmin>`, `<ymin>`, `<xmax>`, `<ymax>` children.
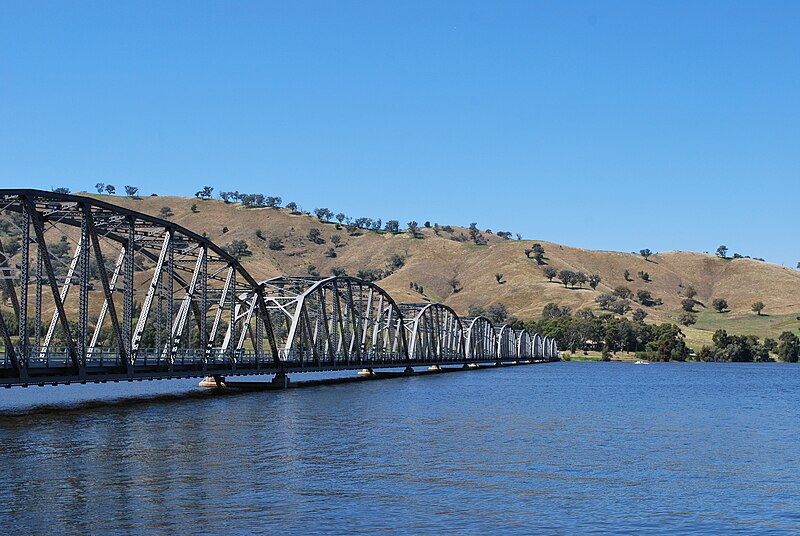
<box><xmin>271</xmin><ymin>372</ymin><xmax>290</xmax><ymax>388</ymax></box>
<box><xmin>403</xmin><ymin>366</ymin><xmax>414</xmax><ymax>375</ymax></box>
<box><xmin>427</xmin><ymin>364</ymin><xmax>442</xmax><ymax>372</ymax></box>
<box><xmin>357</xmin><ymin>368</ymin><xmax>375</xmax><ymax>376</ymax></box>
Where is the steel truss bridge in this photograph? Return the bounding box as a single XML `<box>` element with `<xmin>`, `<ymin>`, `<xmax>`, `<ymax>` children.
<box><xmin>0</xmin><ymin>189</ymin><xmax>559</xmax><ymax>388</ymax></box>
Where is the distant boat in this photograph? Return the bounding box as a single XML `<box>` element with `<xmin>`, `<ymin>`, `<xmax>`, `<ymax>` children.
<box><xmin>634</xmin><ymin>360</ymin><xmax>650</xmax><ymax>365</ymax></box>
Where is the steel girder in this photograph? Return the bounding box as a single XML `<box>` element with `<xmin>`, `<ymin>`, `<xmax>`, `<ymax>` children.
<box><xmin>0</xmin><ymin>189</ymin><xmax>278</xmax><ymax>383</ymax></box>
<box><xmin>0</xmin><ymin>189</ymin><xmax>560</xmax><ymax>387</ymax></box>
<box><xmin>400</xmin><ymin>303</ymin><xmax>464</xmax><ymax>363</ymax></box>
<box><xmin>259</xmin><ymin>276</ymin><xmax>408</xmax><ymax>368</ymax></box>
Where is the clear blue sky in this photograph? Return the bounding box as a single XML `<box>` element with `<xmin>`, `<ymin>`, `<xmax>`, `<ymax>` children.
<box><xmin>1</xmin><ymin>1</ymin><xmax>798</xmax><ymax>266</ymax></box>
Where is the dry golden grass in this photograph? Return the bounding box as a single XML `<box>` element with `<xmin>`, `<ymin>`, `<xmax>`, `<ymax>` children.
<box><xmin>86</xmin><ymin>193</ymin><xmax>800</xmax><ymax>341</ymax></box>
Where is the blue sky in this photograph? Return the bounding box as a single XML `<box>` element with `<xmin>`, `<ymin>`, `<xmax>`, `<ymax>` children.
<box><xmin>1</xmin><ymin>1</ymin><xmax>798</xmax><ymax>266</ymax></box>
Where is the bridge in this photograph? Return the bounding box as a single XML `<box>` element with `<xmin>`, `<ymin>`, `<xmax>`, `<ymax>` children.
<box><xmin>0</xmin><ymin>189</ymin><xmax>559</xmax><ymax>388</ymax></box>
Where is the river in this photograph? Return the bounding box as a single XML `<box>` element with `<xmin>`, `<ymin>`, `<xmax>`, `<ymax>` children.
<box><xmin>0</xmin><ymin>362</ymin><xmax>798</xmax><ymax>534</ymax></box>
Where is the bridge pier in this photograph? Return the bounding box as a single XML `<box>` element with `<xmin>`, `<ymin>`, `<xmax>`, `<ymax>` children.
<box><xmin>427</xmin><ymin>364</ymin><xmax>442</xmax><ymax>372</ymax></box>
<box><xmin>357</xmin><ymin>368</ymin><xmax>375</xmax><ymax>376</ymax></box>
<box><xmin>271</xmin><ymin>372</ymin><xmax>290</xmax><ymax>388</ymax></box>
<box><xmin>404</xmin><ymin>366</ymin><xmax>415</xmax><ymax>375</ymax></box>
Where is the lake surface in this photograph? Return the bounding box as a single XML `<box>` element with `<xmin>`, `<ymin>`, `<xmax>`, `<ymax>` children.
<box><xmin>1</xmin><ymin>362</ymin><xmax>799</xmax><ymax>534</ymax></box>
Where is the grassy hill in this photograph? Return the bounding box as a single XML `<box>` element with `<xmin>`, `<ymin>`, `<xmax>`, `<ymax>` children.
<box><xmin>88</xmin><ymin>192</ymin><xmax>800</xmax><ymax>351</ymax></box>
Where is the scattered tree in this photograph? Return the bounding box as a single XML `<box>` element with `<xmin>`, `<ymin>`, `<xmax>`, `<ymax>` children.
<box><xmin>543</xmin><ymin>267</ymin><xmax>557</xmax><ymax>282</ymax></box>
<box><xmin>159</xmin><ymin>206</ymin><xmax>173</xmax><ymax>219</ymax></box>
<box><xmin>52</xmin><ymin>187</ymin><xmax>71</xmax><ymax>194</ymax></box>
<box><xmin>684</xmin><ymin>286</ymin><xmax>697</xmax><ymax>299</ymax></box>
<box><xmin>542</xmin><ymin>303</ymin><xmax>572</xmax><ymax>319</ymax></box>
<box><xmin>95</xmin><ymin>182</ymin><xmax>106</xmax><ymax>193</ymax></box>
<box><xmin>712</xmin><ymin>298</ymin><xmax>728</xmax><ymax>313</ymax></box>
<box><xmin>636</xmin><ymin>289</ymin><xmax>654</xmax><ymax>306</ymax></box>
<box><xmin>613</xmin><ymin>286</ymin><xmax>633</xmax><ymax>300</ymax></box>
<box><xmin>105</xmin><ymin>184</ymin><xmax>116</xmax><ymax>195</ymax></box>
<box><xmin>632</xmin><ymin>308</ymin><xmax>648</xmax><ymax>322</ymax></box>
<box><xmin>385</xmin><ymin>220</ymin><xmax>400</xmax><ymax>233</ymax></box>
<box><xmin>495</xmin><ymin>273</ymin><xmax>503</xmax><ymax>284</ymax></box>
<box><xmin>407</xmin><ymin>221</ymin><xmax>422</xmax><ymax>238</ymax></box>
<box><xmin>330</xmin><ymin>234</ymin><xmax>342</xmax><ymax>247</ymax></box>
<box><xmin>268</xmin><ymin>237</ymin><xmax>284</xmax><ymax>251</ymax></box>
<box><xmin>324</xmin><ymin>247</ymin><xmax>337</xmax><ymax>258</ymax></box>
<box><xmin>588</xmin><ymin>274</ymin><xmax>601</xmax><ymax>290</ymax></box>
<box><xmin>638</xmin><ymin>271</ymin><xmax>650</xmax><ymax>282</ymax></box>
<box><xmin>681</xmin><ymin>298</ymin><xmax>696</xmax><ymax>312</ymax></box>
<box><xmin>335</xmin><ymin>213</ymin><xmax>346</xmax><ymax>224</ymax></box>
<box><xmin>222</xmin><ymin>226</ymin><xmax>229</xmax><ymax>234</ymax></box>
<box><xmin>448</xmin><ymin>276</ymin><xmax>461</xmax><ymax>293</ymax></box>
<box><xmin>223</xmin><ymin>240</ymin><xmax>252</xmax><ymax>260</ymax></box>
<box><xmin>191</xmin><ymin>203</ymin><xmax>198</xmax><ymax>213</ymax></box>
<box><xmin>286</xmin><ymin>201</ymin><xmax>298</xmax><ymax>213</ymax></box>
<box><xmin>623</xmin><ymin>269</ymin><xmax>632</xmax><ymax>281</ymax></box>
<box><xmin>388</xmin><ymin>254</ymin><xmax>405</xmax><ymax>270</ymax></box>
<box><xmin>307</xmin><ymin>228</ymin><xmax>323</xmax><ymax>244</ymax></box>
<box><xmin>331</xmin><ymin>267</ymin><xmax>347</xmax><ymax>277</ymax></box>
<box><xmin>307</xmin><ymin>264</ymin><xmax>320</xmax><ymax>277</ymax></box>
<box><xmin>751</xmin><ymin>301</ymin><xmax>765</xmax><ymax>316</ymax></box>
<box><xmin>679</xmin><ymin>312</ymin><xmax>697</xmax><ymax>326</ymax></box>
<box><xmin>195</xmin><ymin>186</ymin><xmax>214</xmax><ymax>199</ymax></box>
<box><xmin>716</xmin><ymin>245</ymin><xmax>728</xmax><ymax>258</ymax></box>
<box><xmin>639</xmin><ymin>249</ymin><xmax>653</xmax><ymax>260</ymax></box>
<box><xmin>124</xmin><ymin>185</ymin><xmax>139</xmax><ymax>198</ymax></box>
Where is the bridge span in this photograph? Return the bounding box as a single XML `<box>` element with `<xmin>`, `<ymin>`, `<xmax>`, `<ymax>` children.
<box><xmin>0</xmin><ymin>189</ymin><xmax>559</xmax><ymax>388</ymax></box>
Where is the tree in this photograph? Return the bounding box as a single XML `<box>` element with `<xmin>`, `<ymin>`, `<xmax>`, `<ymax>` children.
<box><xmin>52</xmin><ymin>187</ymin><xmax>71</xmax><ymax>194</ymax></box>
<box><xmin>486</xmin><ymin>303</ymin><xmax>508</xmax><ymax>324</ymax></box>
<box><xmin>716</xmin><ymin>245</ymin><xmax>728</xmax><ymax>258</ymax></box>
<box><xmin>222</xmin><ymin>226</ymin><xmax>229</xmax><ymax>234</ymax></box>
<box><xmin>639</xmin><ymin>249</ymin><xmax>652</xmax><ymax>260</ymax></box>
<box><xmin>558</xmin><ymin>270</ymin><xmax>575</xmax><ymax>288</ymax></box>
<box><xmin>286</xmin><ymin>201</ymin><xmax>298</xmax><ymax>213</ymax></box>
<box><xmin>712</xmin><ymin>298</ymin><xmax>728</xmax><ymax>313</ymax></box>
<box><xmin>195</xmin><ymin>186</ymin><xmax>214</xmax><ymax>199</ymax></box>
<box><xmin>588</xmin><ymin>274</ymin><xmax>601</xmax><ymax>290</ymax></box>
<box><xmin>335</xmin><ymin>213</ymin><xmax>346</xmax><ymax>224</ymax></box>
<box><xmin>105</xmin><ymin>184</ymin><xmax>116</xmax><ymax>195</ymax></box>
<box><xmin>777</xmin><ymin>332</ymin><xmax>800</xmax><ymax>362</ymax></box>
<box><xmin>314</xmin><ymin>208</ymin><xmax>332</xmax><ymax>222</ymax></box>
<box><xmin>448</xmin><ymin>277</ymin><xmax>461</xmax><ymax>293</ymax></box>
<box><xmin>330</xmin><ymin>234</ymin><xmax>342</xmax><ymax>247</ymax></box>
<box><xmin>623</xmin><ymin>269</ymin><xmax>631</xmax><ymax>281</ymax></box>
<box><xmin>751</xmin><ymin>301</ymin><xmax>765</xmax><ymax>316</ymax></box>
<box><xmin>524</xmin><ymin>248</ymin><xmax>533</xmax><ymax>258</ymax></box>
<box><xmin>542</xmin><ymin>303</ymin><xmax>571</xmax><ymax>319</ymax></box>
<box><xmin>681</xmin><ymin>298</ymin><xmax>696</xmax><ymax>312</ymax></box>
<box><xmin>268</xmin><ymin>237</ymin><xmax>284</xmax><ymax>251</ymax></box>
<box><xmin>324</xmin><ymin>247</ymin><xmax>337</xmax><ymax>258</ymax></box>
<box><xmin>191</xmin><ymin>203</ymin><xmax>198</xmax><ymax>213</ymax></box>
<box><xmin>574</xmin><ymin>272</ymin><xmax>588</xmax><ymax>288</ymax></box>
<box><xmin>632</xmin><ymin>308</ymin><xmax>648</xmax><ymax>322</ymax></box>
<box><xmin>684</xmin><ymin>286</ymin><xmax>697</xmax><ymax>299</ymax></box>
<box><xmin>124</xmin><ymin>185</ymin><xmax>139</xmax><ymax>198</ymax></box>
<box><xmin>159</xmin><ymin>206</ymin><xmax>173</xmax><ymax>219</ymax></box>
<box><xmin>307</xmin><ymin>228</ymin><xmax>323</xmax><ymax>244</ymax></box>
<box><xmin>543</xmin><ymin>267</ymin><xmax>557</xmax><ymax>282</ymax></box>
<box><xmin>307</xmin><ymin>264</ymin><xmax>319</xmax><ymax>277</ymax></box>
<box><xmin>407</xmin><ymin>221</ymin><xmax>421</xmax><ymax>238</ymax></box>
<box><xmin>388</xmin><ymin>254</ymin><xmax>405</xmax><ymax>270</ymax></box>
<box><xmin>613</xmin><ymin>286</ymin><xmax>633</xmax><ymax>300</ymax></box>
<box><xmin>495</xmin><ymin>273</ymin><xmax>503</xmax><ymax>284</ymax></box>
<box><xmin>638</xmin><ymin>271</ymin><xmax>650</xmax><ymax>282</ymax></box>
<box><xmin>636</xmin><ymin>290</ymin><xmax>653</xmax><ymax>306</ymax></box>
<box><xmin>468</xmin><ymin>304</ymin><xmax>486</xmax><ymax>317</ymax></box>
<box><xmin>679</xmin><ymin>312</ymin><xmax>697</xmax><ymax>326</ymax></box>
<box><xmin>384</xmin><ymin>220</ymin><xmax>400</xmax><ymax>233</ymax></box>
<box><xmin>223</xmin><ymin>240</ymin><xmax>252</xmax><ymax>260</ymax></box>
<box><xmin>331</xmin><ymin>267</ymin><xmax>347</xmax><ymax>277</ymax></box>
<box><xmin>95</xmin><ymin>182</ymin><xmax>106</xmax><ymax>193</ymax></box>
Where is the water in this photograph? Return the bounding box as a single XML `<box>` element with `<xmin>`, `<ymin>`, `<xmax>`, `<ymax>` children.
<box><xmin>1</xmin><ymin>362</ymin><xmax>799</xmax><ymax>534</ymax></box>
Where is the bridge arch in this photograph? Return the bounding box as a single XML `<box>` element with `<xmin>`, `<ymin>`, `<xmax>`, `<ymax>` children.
<box><xmin>463</xmin><ymin>316</ymin><xmax>497</xmax><ymax>361</ymax></box>
<box><xmin>516</xmin><ymin>330</ymin><xmax>532</xmax><ymax>360</ymax></box>
<box><xmin>258</xmin><ymin>276</ymin><xmax>408</xmax><ymax>368</ymax></box>
<box><xmin>400</xmin><ymin>303</ymin><xmax>464</xmax><ymax>363</ymax></box>
<box><xmin>496</xmin><ymin>324</ymin><xmax>517</xmax><ymax>360</ymax></box>
<box><xmin>0</xmin><ymin>189</ymin><xmax>276</xmax><ymax>381</ymax></box>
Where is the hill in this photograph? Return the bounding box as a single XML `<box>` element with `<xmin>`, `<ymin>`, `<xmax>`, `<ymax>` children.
<box><xmin>89</xmin><ymin>192</ymin><xmax>800</xmax><ymax>350</ymax></box>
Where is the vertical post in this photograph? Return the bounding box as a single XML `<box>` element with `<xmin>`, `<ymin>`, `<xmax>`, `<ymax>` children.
<box><xmin>123</xmin><ymin>217</ymin><xmax>135</xmax><ymax>361</ymax></box>
<box><xmin>200</xmin><ymin>244</ymin><xmax>208</xmax><ymax>364</ymax></box>
<box><xmin>77</xmin><ymin>204</ymin><xmax>90</xmax><ymax>363</ymax></box>
<box><xmin>18</xmin><ymin>201</ymin><xmax>29</xmax><ymax>367</ymax></box>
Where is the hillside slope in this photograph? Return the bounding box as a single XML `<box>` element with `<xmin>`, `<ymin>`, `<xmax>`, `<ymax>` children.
<box><xmin>91</xmin><ymin>193</ymin><xmax>800</xmax><ymax>348</ymax></box>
